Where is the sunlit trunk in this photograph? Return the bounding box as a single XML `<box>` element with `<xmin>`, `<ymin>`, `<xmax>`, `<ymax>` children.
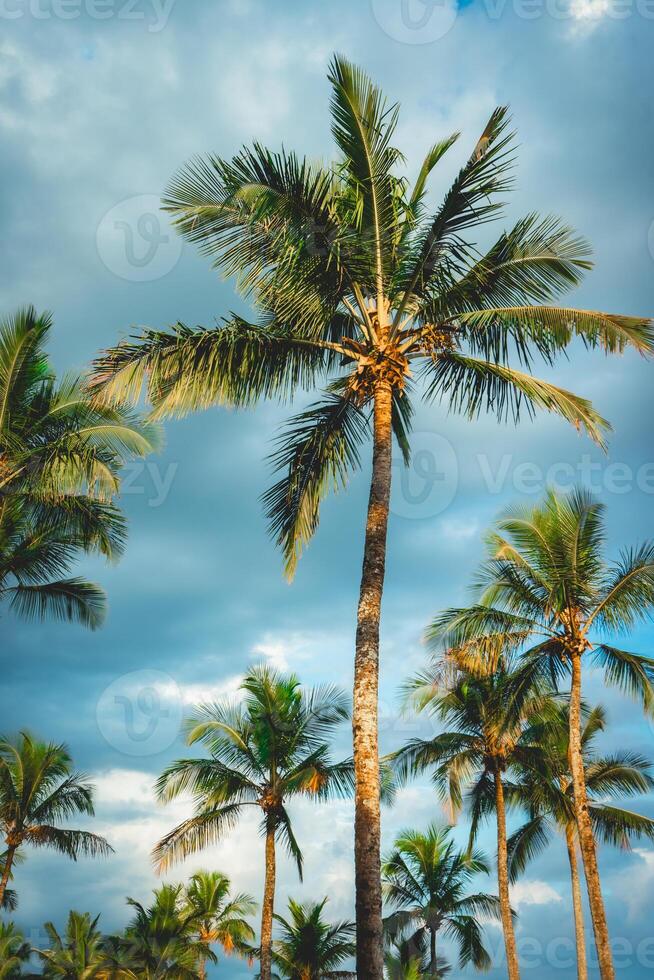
<box><xmin>0</xmin><ymin>844</ymin><xmax>17</xmax><ymax>909</ymax></box>
<box><xmin>565</xmin><ymin>821</ymin><xmax>588</xmax><ymax>980</ymax></box>
<box><xmin>569</xmin><ymin>653</ymin><xmax>614</xmax><ymax>980</ymax></box>
<box><xmin>353</xmin><ymin>379</ymin><xmax>393</xmax><ymax>980</ymax></box>
<box><xmin>494</xmin><ymin>770</ymin><xmax>521</xmax><ymax>980</ymax></box>
<box><xmin>259</xmin><ymin>822</ymin><xmax>276</xmax><ymax>980</ymax></box>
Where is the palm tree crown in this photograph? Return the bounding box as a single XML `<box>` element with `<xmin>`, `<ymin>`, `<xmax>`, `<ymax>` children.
<box><xmin>0</xmin><ymin>306</ymin><xmax>159</xmax><ymax>628</ymax></box>
<box><xmin>182</xmin><ymin>870</ymin><xmax>255</xmax><ymax>975</ymax></box>
<box><xmin>269</xmin><ymin>897</ymin><xmax>356</xmax><ymax>979</ymax></box>
<box><xmin>427</xmin><ymin>488</ymin><xmax>654</xmax><ymax>704</ymax></box>
<box><xmin>154</xmin><ymin>665</ymin><xmax>351</xmax><ymax>871</ymax></box>
<box><xmin>382</xmin><ymin>823</ymin><xmax>500</xmax><ymax>974</ymax></box>
<box><xmin>109</xmin><ymin>884</ymin><xmax>210</xmax><ymax>980</ymax></box>
<box><xmin>0</xmin><ymin>922</ymin><xmax>31</xmax><ymax>979</ymax></box>
<box><xmin>0</xmin><ymin>732</ymin><xmax>112</xmax><ymax>910</ymax></box>
<box><xmin>90</xmin><ymin>59</ymin><xmax>651</xmax><ymax>579</ymax></box>
<box><xmin>36</xmin><ymin>911</ymin><xmax>108</xmax><ymax>979</ymax></box>
<box><xmin>393</xmin><ymin>661</ymin><xmax>549</xmax><ymax>839</ymax></box>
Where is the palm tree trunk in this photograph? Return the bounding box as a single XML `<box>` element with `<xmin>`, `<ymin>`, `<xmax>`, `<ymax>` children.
<box><xmin>494</xmin><ymin>770</ymin><xmax>520</xmax><ymax>980</ymax></box>
<box><xmin>0</xmin><ymin>844</ymin><xmax>17</xmax><ymax>909</ymax></box>
<box><xmin>353</xmin><ymin>378</ymin><xmax>393</xmax><ymax>980</ymax></box>
<box><xmin>565</xmin><ymin>821</ymin><xmax>588</xmax><ymax>980</ymax></box>
<box><xmin>569</xmin><ymin>652</ymin><xmax>614</xmax><ymax>980</ymax></box>
<box><xmin>260</xmin><ymin>823</ymin><xmax>276</xmax><ymax>980</ymax></box>
<box><xmin>430</xmin><ymin>926</ymin><xmax>437</xmax><ymax>974</ymax></box>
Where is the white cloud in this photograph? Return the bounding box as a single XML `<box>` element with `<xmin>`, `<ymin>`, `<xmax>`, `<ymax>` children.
<box><xmin>569</xmin><ymin>0</ymin><xmax>612</xmax><ymax>16</ymax></box>
<box><xmin>565</xmin><ymin>0</ymin><xmax>615</xmax><ymax>35</ymax></box>
<box><xmin>250</xmin><ymin>631</ymin><xmax>320</xmax><ymax>672</ymax></box>
<box><xmin>611</xmin><ymin>848</ymin><xmax>654</xmax><ymax>923</ymax></box>
<box><xmin>161</xmin><ymin>674</ymin><xmax>244</xmax><ymax>706</ymax></box>
<box><xmin>511</xmin><ymin>880</ymin><xmax>563</xmax><ymax>907</ymax></box>
<box><xmin>440</xmin><ymin>517</ymin><xmax>481</xmax><ymax>542</ymax></box>
<box><xmin>94</xmin><ymin>768</ymin><xmax>156</xmax><ymax>807</ymax></box>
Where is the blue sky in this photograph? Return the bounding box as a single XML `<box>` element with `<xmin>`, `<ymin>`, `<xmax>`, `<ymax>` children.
<box><xmin>2</xmin><ymin>0</ymin><xmax>654</xmax><ymax>975</ymax></box>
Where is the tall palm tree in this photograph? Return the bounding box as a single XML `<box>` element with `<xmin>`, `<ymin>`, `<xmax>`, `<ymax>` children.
<box><xmin>0</xmin><ymin>732</ymin><xmax>112</xmax><ymax>908</ymax></box>
<box><xmin>106</xmin><ymin>884</ymin><xmax>210</xmax><ymax>980</ymax></box>
<box><xmin>36</xmin><ymin>912</ymin><xmax>109</xmax><ymax>979</ymax></box>
<box><xmin>382</xmin><ymin>823</ymin><xmax>500</xmax><ymax>975</ymax></box>
<box><xmin>0</xmin><ymin>306</ymin><xmax>159</xmax><ymax>628</ymax></box>
<box><xmin>154</xmin><ymin>665</ymin><xmax>352</xmax><ymax>980</ymax></box>
<box><xmin>507</xmin><ymin>703</ymin><xmax>654</xmax><ymax>980</ymax></box>
<box><xmin>90</xmin><ymin>58</ymin><xmax>653</xmax><ymax>976</ymax></box>
<box><xmin>268</xmin><ymin>898</ymin><xmax>356</xmax><ymax>979</ymax></box>
<box><xmin>429</xmin><ymin>488</ymin><xmax>654</xmax><ymax>979</ymax></box>
<box><xmin>392</xmin><ymin>661</ymin><xmax>548</xmax><ymax>980</ymax></box>
<box><xmin>182</xmin><ymin>871</ymin><xmax>256</xmax><ymax>978</ymax></box>
<box><xmin>0</xmin><ymin>922</ymin><xmax>31</xmax><ymax>979</ymax></box>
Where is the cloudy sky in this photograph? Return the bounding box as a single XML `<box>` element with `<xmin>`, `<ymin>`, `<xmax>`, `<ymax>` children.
<box><xmin>2</xmin><ymin>0</ymin><xmax>654</xmax><ymax>975</ymax></box>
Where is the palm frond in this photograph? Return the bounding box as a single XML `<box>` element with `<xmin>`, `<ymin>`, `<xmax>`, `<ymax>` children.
<box><xmin>262</xmin><ymin>383</ymin><xmax>369</xmax><ymax>578</ymax></box>
<box><xmin>328</xmin><ymin>53</ymin><xmax>401</xmax><ymax>293</ymax></box>
<box><xmin>6</xmin><ymin>578</ymin><xmax>106</xmax><ymax>629</ymax></box>
<box><xmin>424</xmin><ymin>350</ymin><xmax>610</xmax><ymax>447</ymax></box>
<box><xmin>406</xmin><ymin>134</ymin><xmax>460</xmax><ymax>219</ymax></box>
<box><xmin>506</xmin><ymin>816</ymin><xmax>551</xmax><ymax>883</ymax></box>
<box><xmin>399</xmin><ymin>107</ymin><xmax>514</xmax><ymax>307</ymax></box>
<box><xmin>589</xmin><ymin>804</ymin><xmax>654</xmax><ymax>848</ymax></box>
<box><xmin>153</xmin><ymin>805</ymin><xmax>245</xmax><ymax>872</ymax></box>
<box><xmin>274</xmin><ymin>806</ymin><xmax>304</xmax><ymax>880</ymax></box>
<box><xmin>589</xmin><ymin>542</ymin><xmax>654</xmax><ymax>631</ymax></box>
<box><xmin>90</xmin><ymin>318</ymin><xmax>337</xmax><ymax>414</ymax></box>
<box><xmin>453</xmin><ymin>305</ymin><xmax>654</xmax><ymax>357</ymax></box>
<box><xmin>592</xmin><ymin>645</ymin><xmax>654</xmax><ymax>714</ymax></box>
<box><xmin>25</xmin><ymin>826</ymin><xmax>112</xmax><ymax>860</ymax></box>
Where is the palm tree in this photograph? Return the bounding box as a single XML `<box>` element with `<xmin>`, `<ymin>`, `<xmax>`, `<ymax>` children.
<box><xmin>182</xmin><ymin>871</ymin><xmax>255</xmax><ymax>978</ymax></box>
<box><xmin>0</xmin><ymin>922</ymin><xmax>31</xmax><ymax>979</ymax></box>
<box><xmin>0</xmin><ymin>306</ymin><xmax>159</xmax><ymax>628</ymax></box>
<box><xmin>90</xmin><ymin>58</ymin><xmax>653</xmax><ymax>976</ymax></box>
<box><xmin>507</xmin><ymin>703</ymin><xmax>654</xmax><ymax>980</ymax></box>
<box><xmin>392</xmin><ymin>661</ymin><xmax>548</xmax><ymax>980</ymax></box>
<box><xmin>428</xmin><ymin>488</ymin><xmax>654</xmax><ymax>979</ymax></box>
<box><xmin>36</xmin><ymin>912</ymin><xmax>109</xmax><ymax>979</ymax></box>
<box><xmin>0</xmin><ymin>732</ymin><xmax>112</xmax><ymax>908</ymax></box>
<box><xmin>154</xmin><ymin>665</ymin><xmax>352</xmax><ymax>980</ymax></box>
<box><xmin>106</xmin><ymin>884</ymin><xmax>209</xmax><ymax>980</ymax></box>
<box><xmin>268</xmin><ymin>898</ymin><xmax>356</xmax><ymax>979</ymax></box>
<box><xmin>382</xmin><ymin>823</ymin><xmax>500</xmax><ymax>975</ymax></box>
